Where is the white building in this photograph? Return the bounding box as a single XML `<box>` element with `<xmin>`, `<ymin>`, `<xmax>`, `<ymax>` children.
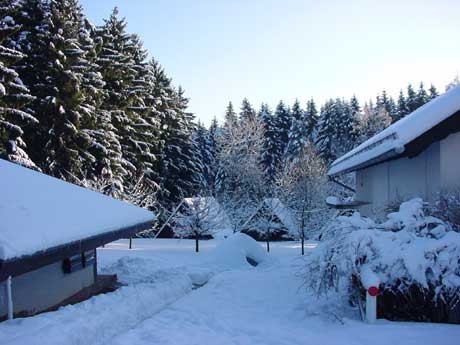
<box><xmin>0</xmin><ymin>159</ymin><xmax>154</xmax><ymax>320</ymax></box>
<box><xmin>328</xmin><ymin>86</ymin><xmax>460</xmax><ymax>217</ymax></box>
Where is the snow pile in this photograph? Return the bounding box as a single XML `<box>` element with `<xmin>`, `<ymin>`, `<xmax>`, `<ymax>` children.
<box><xmin>307</xmin><ymin>198</ymin><xmax>460</xmax><ymax>297</ymax></box>
<box><xmin>100</xmin><ymin>255</ymin><xmax>213</xmax><ymax>287</ymax></box>
<box><xmin>0</xmin><ymin>271</ymin><xmax>192</xmax><ymax>345</ymax></box>
<box><xmin>206</xmin><ymin>233</ymin><xmax>268</xmax><ymax>269</ymax></box>
<box><xmin>328</xmin><ymin>85</ymin><xmax>460</xmax><ymax>176</ymax></box>
<box><xmin>0</xmin><ymin>159</ymin><xmax>154</xmax><ymax>260</ymax></box>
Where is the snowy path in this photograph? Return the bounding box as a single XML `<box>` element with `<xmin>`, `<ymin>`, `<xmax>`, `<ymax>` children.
<box><xmin>1</xmin><ymin>239</ymin><xmax>459</xmax><ymax>345</ymax></box>
<box><xmin>109</xmin><ymin>255</ymin><xmax>460</xmax><ymax>345</ymax></box>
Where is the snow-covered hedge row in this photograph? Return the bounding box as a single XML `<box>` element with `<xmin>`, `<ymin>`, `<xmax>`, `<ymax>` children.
<box><xmin>306</xmin><ymin>198</ymin><xmax>460</xmax><ymax>302</ymax></box>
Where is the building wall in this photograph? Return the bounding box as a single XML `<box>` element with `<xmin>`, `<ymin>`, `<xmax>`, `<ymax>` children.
<box><xmin>356</xmin><ymin>141</ymin><xmax>441</xmax><ymax>218</ymax></box>
<box><xmin>440</xmin><ymin>132</ymin><xmax>460</xmax><ymax>189</ymax></box>
<box><xmin>0</xmin><ymin>260</ymin><xmax>94</xmax><ymax>318</ymax></box>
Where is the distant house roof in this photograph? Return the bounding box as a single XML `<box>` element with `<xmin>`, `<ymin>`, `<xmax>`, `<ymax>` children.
<box><xmin>244</xmin><ymin>198</ymin><xmax>297</xmax><ymax>233</ymax></box>
<box><xmin>328</xmin><ymin>86</ymin><xmax>460</xmax><ymax>177</ymax></box>
<box><xmin>182</xmin><ymin>197</ymin><xmax>232</xmax><ymax>239</ymax></box>
<box><xmin>0</xmin><ymin>159</ymin><xmax>154</xmax><ymax>278</ymax></box>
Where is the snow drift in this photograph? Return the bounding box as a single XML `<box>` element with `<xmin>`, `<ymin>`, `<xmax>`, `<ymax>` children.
<box><xmin>307</xmin><ymin>198</ymin><xmax>460</xmax><ymax>300</ymax></box>
<box><xmin>205</xmin><ymin>233</ymin><xmax>268</xmax><ymax>269</ymax></box>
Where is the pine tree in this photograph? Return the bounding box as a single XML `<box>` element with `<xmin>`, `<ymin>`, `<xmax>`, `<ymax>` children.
<box><xmin>415</xmin><ymin>82</ymin><xmax>429</xmax><ymax>109</ymax></box>
<box><xmin>259</xmin><ymin>103</ymin><xmax>278</xmax><ymax>184</ymax></box>
<box><xmin>304</xmin><ymin>99</ymin><xmax>318</xmax><ymax>139</ymax></box>
<box><xmin>239</xmin><ymin>98</ymin><xmax>256</xmax><ymax>123</ymax></box>
<box><xmin>406</xmin><ymin>83</ymin><xmax>418</xmax><ymax>113</ymax></box>
<box><xmin>224</xmin><ymin>101</ymin><xmax>237</xmax><ymax>125</ymax></box>
<box><xmin>359</xmin><ymin>100</ymin><xmax>391</xmax><ymax>141</ymax></box>
<box><xmin>0</xmin><ymin>0</ymin><xmax>38</xmax><ymax>168</ymax></box>
<box><xmin>376</xmin><ymin>90</ymin><xmax>396</xmax><ymax>119</ymax></box>
<box><xmin>96</xmin><ymin>8</ymin><xmax>139</xmax><ymax>179</ymax></box>
<box><xmin>124</xmin><ymin>34</ymin><xmax>161</xmax><ymax>184</ymax></box>
<box><xmin>395</xmin><ymin>89</ymin><xmax>408</xmax><ymax>122</ymax></box>
<box><xmin>17</xmin><ymin>0</ymin><xmax>101</xmax><ymax>180</ymax></box>
<box><xmin>207</xmin><ymin>116</ymin><xmax>219</xmax><ymax>193</ymax></box>
<box><xmin>428</xmin><ymin>84</ymin><xmax>439</xmax><ymax>100</ymax></box>
<box><xmin>194</xmin><ymin>121</ymin><xmax>214</xmax><ymax>192</ymax></box>
<box><xmin>315</xmin><ymin>100</ymin><xmax>335</xmax><ymax>163</ymax></box>
<box><xmin>285</xmin><ymin>99</ymin><xmax>306</xmax><ymax>161</ymax></box>
<box><xmin>332</xmin><ymin>98</ymin><xmax>358</xmax><ymax>157</ymax></box>
<box><xmin>152</xmin><ymin>60</ymin><xmax>202</xmax><ymax>208</ymax></box>
<box><xmin>273</xmin><ymin>100</ymin><xmax>291</xmax><ymax>162</ymax></box>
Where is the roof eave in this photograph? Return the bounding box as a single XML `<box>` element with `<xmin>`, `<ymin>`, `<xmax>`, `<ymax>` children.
<box><xmin>0</xmin><ymin>220</ymin><xmax>154</xmax><ymax>281</ymax></box>
<box><xmin>327</xmin><ymin>148</ymin><xmax>401</xmax><ymax>177</ymax></box>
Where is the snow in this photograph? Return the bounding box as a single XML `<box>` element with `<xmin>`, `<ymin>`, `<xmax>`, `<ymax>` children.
<box><xmin>360</xmin><ymin>265</ymin><xmax>380</xmax><ymax>289</ymax></box>
<box><xmin>309</xmin><ymin>198</ymin><xmax>460</xmax><ymax>293</ymax></box>
<box><xmin>205</xmin><ymin>233</ymin><xmax>268</xmax><ymax>269</ymax></box>
<box><xmin>182</xmin><ymin>196</ymin><xmax>233</xmax><ymax>239</ymax></box>
<box><xmin>326</xmin><ymin>196</ymin><xmax>341</xmax><ymax>206</ymax></box>
<box><xmin>0</xmin><ymin>159</ymin><xmax>154</xmax><ymax>260</ymax></box>
<box><xmin>328</xmin><ymin>85</ymin><xmax>460</xmax><ymax>176</ymax></box>
<box><xmin>1</xmin><ymin>235</ymin><xmax>459</xmax><ymax>345</ymax></box>
<box><xmin>265</xmin><ymin>198</ymin><xmax>297</xmax><ymax>234</ymax></box>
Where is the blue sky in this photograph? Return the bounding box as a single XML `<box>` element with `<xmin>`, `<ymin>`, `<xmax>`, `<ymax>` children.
<box><xmin>80</xmin><ymin>0</ymin><xmax>460</xmax><ymax>125</ymax></box>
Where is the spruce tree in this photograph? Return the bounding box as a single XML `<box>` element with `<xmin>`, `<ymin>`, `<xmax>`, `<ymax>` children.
<box><xmin>0</xmin><ymin>0</ymin><xmax>37</xmax><ymax>168</ymax></box>
<box><xmin>239</xmin><ymin>98</ymin><xmax>256</xmax><ymax>123</ymax></box>
<box><xmin>406</xmin><ymin>83</ymin><xmax>418</xmax><ymax>113</ymax></box>
<box><xmin>152</xmin><ymin>60</ymin><xmax>202</xmax><ymax>208</ymax></box>
<box><xmin>415</xmin><ymin>82</ymin><xmax>429</xmax><ymax>109</ymax></box>
<box><xmin>305</xmin><ymin>98</ymin><xmax>318</xmax><ymax>141</ymax></box>
<box><xmin>428</xmin><ymin>84</ymin><xmax>439</xmax><ymax>100</ymax></box>
<box><xmin>273</xmin><ymin>100</ymin><xmax>291</xmax><ymax>162</ymax></box>
<box><xmin>395</xmin><ymin>90</ymin><xmax>408</xmax><ymax>122</ymax></box>
<box><xmin>194</xmin><ymin>121</ymin><xmax>214</xmax><ymax>192</ymax></box>
<box><xmin>285</xmin><ymin>99</ymin><xmax>306</xmax><ymax>161</ymax></box>
<box><xmin>224</xmin><ymin>101</ymin><xmax>237</xmax><ymax>125</ymax></box>
<box><xmin>259</xmin><ymin>103</ymin><xmax>278</xmax><ymax>184</ymax></box>
<box><xmin>18</xmin><ymin>0</ymin><xmax>101</xmax><ymax>180</ymax></box>
<box><xmin>315</xmin><ymin>100</ymin><xmax>335</xmax><ymax>163</ymax></box>
<box><xmin>96</xmin><ymin>8</ymin><xmax>138</xmax><ymax>179</ymax></box>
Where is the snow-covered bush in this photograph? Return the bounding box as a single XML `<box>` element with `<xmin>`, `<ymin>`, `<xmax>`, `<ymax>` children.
<box><xmin>306</xmin><ymin>198</ymin><xmax>460</xmax><ymax>322</ymax></box>
<box><xmin>428</xmin><ymin>189</ymin><xmax>460</xmax><ymax>232</ymax></box>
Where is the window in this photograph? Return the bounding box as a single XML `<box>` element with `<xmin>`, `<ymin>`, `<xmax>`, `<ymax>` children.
<box><xmin>62</xmin><ymin>250</ymin><xmax>95</xmax><ymax>274</ymax></box>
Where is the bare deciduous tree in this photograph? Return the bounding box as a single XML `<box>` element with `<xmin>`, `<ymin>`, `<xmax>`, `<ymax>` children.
<box><xmin>173</xmin><ymin>197</ymin><xmax>221</xmax><ymax>252</ymax></box>
<box><xmin>216</xmin><ymin>116</ymin><xmax>266</xmax><ymax>233</ymax></box>
<box><xmin>277</xmin><ymin>143</ymin><xmax>330</xmax><ymax>255</ymax></box>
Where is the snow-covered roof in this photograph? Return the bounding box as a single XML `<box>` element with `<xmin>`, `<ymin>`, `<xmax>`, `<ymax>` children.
<box><xmin>183</xmin><ymin>197</ymin><xmax>233</xmax><ymax>239</ymax></box>
<box><xmin>244</xmin><ymin>198</ymin><xmax>297</xmax><ymax>233</ymax></box>
<box><xmin>0</xmin><ymin>159</ymin><xmax>154</xmax><ymax>261</ymax></box>
<box><xmin>264</xmin><ymin>198</ymin><xmax>297</xmax><ymax>233</ymax></box>
<box><xmin>328</xmin><ymin>86</ymin><xmax>460</xmax><ymax>176</ymax></box>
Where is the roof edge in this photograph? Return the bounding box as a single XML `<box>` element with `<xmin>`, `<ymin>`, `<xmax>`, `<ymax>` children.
<box><xmin>0</xmin><ymin>220</ymin><xmax>154</xmax><ymax>281</ymax></box>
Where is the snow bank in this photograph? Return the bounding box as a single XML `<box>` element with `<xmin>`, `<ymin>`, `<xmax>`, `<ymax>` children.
<box><xmin>100</xmin><ymin>255</ymin><xmax>213</xmax><ymax>287</ymax></box>
<box><xmin>307</xmin><ymin>198</ymin><xmax>460</xmax><ymax>296</ymax></box>
<box><xmin>0</xmin><ymin>159</ymin><xmax>154</xmax><ymax>260</ymax></box>
<box><xmin>328</xmin><ymin>85</ymin><xmax>460</xmax><ymax>176</ymax></box>
<box><xmin>206</xmin><ymin>233</ymin><xmax>268</xmax><ymax>269</ymax></box>
<box><xmin>0</xmin><ymin>271</ymin><xmax>192</xmax><ymax>345</ymax></box>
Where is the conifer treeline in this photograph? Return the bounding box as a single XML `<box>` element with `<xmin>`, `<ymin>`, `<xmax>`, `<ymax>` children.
<box><xmin>194</xmin><ymin>82</ymin><xmax>440</xmax><ymax>195</ymax></box>
<box><xmin>0</xmin><ymin>0</ymin><xmax>203</xmax><ymax>210</ymax></box>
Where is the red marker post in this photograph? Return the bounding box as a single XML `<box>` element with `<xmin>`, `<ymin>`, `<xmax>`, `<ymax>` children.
<box><xmin>366</xmin><ymin>286</ymin><xmax>378</xmax><ymax>323</ymax></box>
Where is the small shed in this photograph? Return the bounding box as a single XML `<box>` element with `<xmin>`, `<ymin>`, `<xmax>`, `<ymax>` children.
<box><xmin>181</xmin><ymin>197</ymin><xmax>233</xmax><ymax>239</ymax></box>
<box><xmin>0</xmin><ymin>159</ymin><xmax>154</xmax><ymax>319</ymax></box>
<box><xmin>328</xmin><ymin>86</ymin><xmax>460</xmax><ymax>217</ymax></box>
<box><xmin>242</xmin><ymin>198</ymin><xmax>296</xmax><ymax>240</ymax></box>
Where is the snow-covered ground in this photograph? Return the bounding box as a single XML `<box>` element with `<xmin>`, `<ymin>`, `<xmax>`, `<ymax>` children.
<box><xmin>1</xmin><ymin>237</ymin><xmax>459</xmax><ymax>345</ymax></box>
